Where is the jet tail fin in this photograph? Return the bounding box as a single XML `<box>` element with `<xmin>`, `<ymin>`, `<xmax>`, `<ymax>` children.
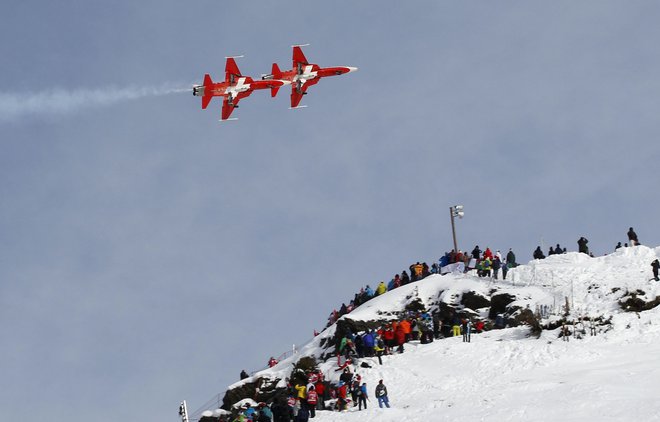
<box><xmin>271</xmin><ymin>86</ymin><xmax>281</xmax><ymax>98</ymax></box>
<box><xmin>202</xmin><ymin>95</ymin><xmax>213</xmax><ymax>109</ymax></box>
<box><xmin>271</xmin><ymin>63</ymin><xmax>282</xmax><ymax>79</ymax></box>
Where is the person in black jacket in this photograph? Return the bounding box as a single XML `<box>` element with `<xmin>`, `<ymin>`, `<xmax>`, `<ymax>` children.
<box><xmin>578</xmin><ymin>237</ymin><xmax>589</xmax><ymax>255</ymax></box>
<box><xmin>506</xmin><ymin>248</ymin><xmax>516</xmax><ymax>267</ymax></box>
<box><xmin>492</xmin><ymin>256</ymin><xmax>501</xmax><ymax>279</ymax></box>
<box><xmin>400</xmin><ymin>271</ymin><xmax>410</xmax><ymax>285</ymax></box>
<box><xmin>471</xmin><ymin>245</ymin><xmax>482</xmax><ymax>260</ymax></box>
<box><xmin>533</xmin><ymin>246</ymin><xmax>545</xmax><ymax>260</ymax></box>
<box><xmin>628</xmin><ymin>227</ymin><xmax>639</xmax><ymax>246</ymax></box>
<box><xmin>652</xmin><ymin>259</ymin><xmax>659</xmax><ymax>281</ymax></box>
<box><xmin>375</xmin><ymin>380</ymin><xmax>390</xmax><ymax>408</ymax></box>
<box><xmin>270</xmin><ymin>398</ymin><xmax>290</xmax><ymax>422</ymax></box>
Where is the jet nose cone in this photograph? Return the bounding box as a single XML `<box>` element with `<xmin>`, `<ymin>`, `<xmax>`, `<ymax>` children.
<box><xmin>346</xmin><ymin>66</ymin><xmax>358</xmax><ymax>73</ymax></box>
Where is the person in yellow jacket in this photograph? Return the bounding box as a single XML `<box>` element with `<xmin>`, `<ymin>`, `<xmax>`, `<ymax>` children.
<box><xmin>294</xmin><ymin>383</ymin><xmax>307</xmax><ymax>400</ymax></box>
<box><xmin>376</xmin><ymin>281</ymin><xmax>387</xmax><ymax>296</ymax></box>
<box><xmin>294</xmin><ymin>383</ymin><xmax>307</xmax><ymax>412</ymax></box>
<box><xmin>374</xmin><ymin>336</ymin><xmax>385</xmax><ymax>365</ymax></box>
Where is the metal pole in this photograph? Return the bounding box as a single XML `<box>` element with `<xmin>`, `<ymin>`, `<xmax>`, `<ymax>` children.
<box><xmin>179</xmin><ymin>401</ymin><xmax>189</xmax><ymax>422</ymax></box>
<box><xmin>449</xmin><ymin>207</ymin><xmax>458</xmax><ymax>253</ymax></box>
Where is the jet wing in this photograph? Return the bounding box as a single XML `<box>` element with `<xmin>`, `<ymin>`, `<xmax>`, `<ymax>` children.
<box><xmin>290</xmin><ymin>78</ymin><xmax>319</xmax><ymax>108</ymax></box>
<box><xmin>225</xmin><ymin>57</ymin><xmax>243</xmax><ymax>84</ymax></box>
<box><xmin>221</xmin><ymin>97</ymin><xmax>240</xmax><ymax>120</ymax></box>
<box><xmin>292</xmin><ymin>46</ymin><xmax>310</xmax><ymax>68</ymax></box>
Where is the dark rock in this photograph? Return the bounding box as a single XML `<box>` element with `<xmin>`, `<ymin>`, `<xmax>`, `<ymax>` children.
<box><xmin>489</xmin><ymin>293</ymin><xmax>517</xmax><ymax>319</ymax></box>
<box><xmin>221</xmin><ymin>377</ymin><xmax>283</xmax><ymax>410</ymax></box>
<box><xmin>511</xmin><ymin>308</ymin><xmax>542</xmax><ymax>335</ymax></box>
<box><xmin>405</xmin><ymin>298</ymin><xmax>426</xmax><ymax>313</ymax></box>
<box><xmin>619</xmin><ymin>291</ymin><xmax>660</xmax><ymax>312</ymax></box>
<box><xmin>461</xmin><ymin>291</ymin><xmax>491</xmax><ymax>310</ymax></box>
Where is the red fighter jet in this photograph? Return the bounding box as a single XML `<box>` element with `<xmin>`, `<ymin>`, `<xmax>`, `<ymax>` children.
<box><xmin>263</xmin><ymin>45</ymin><xmax>357</xmax><ymax>109</ymax></box>
<box><xmin>193</xmin><ymin>56</ymin><xmax>287</xmax><ymax>120</ymax></box>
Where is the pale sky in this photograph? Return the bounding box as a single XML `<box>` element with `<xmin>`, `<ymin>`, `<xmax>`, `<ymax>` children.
<box><xmin>1</xmin><ymin>2</ymin><xmax>660</xmax><ymax>421</ymax></box>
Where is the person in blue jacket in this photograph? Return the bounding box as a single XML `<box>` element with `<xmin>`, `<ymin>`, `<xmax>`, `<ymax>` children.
<box><xmin>357</xmin><ymin>383</ymin><xmax>368</xmax><ymax>410</ymax></box>
<box><xmin>362</xmin><ymin>330</ymin><xmax>375</xmax><ymax>357</ymax></box>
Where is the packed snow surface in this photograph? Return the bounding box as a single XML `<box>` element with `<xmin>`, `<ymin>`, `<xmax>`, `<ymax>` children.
<box><xmin>224</xmin><ymin>246</ymin><xmax>660</xmax><ymax>421</ymax></box>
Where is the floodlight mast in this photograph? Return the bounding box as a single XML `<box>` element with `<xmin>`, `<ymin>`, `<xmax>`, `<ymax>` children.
<box><xmin>449</xmin><ymin>205</ymin><xmax>464</xmax><ymax>255</ymax></box>
<box><xmin>179</xmin><ymin>401</ymin><xmax>189</xmax><ymax>422</ymax></box>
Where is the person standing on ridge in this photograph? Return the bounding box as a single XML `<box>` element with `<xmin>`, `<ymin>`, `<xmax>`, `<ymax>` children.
<box><xmin>376</xmin><ymin>281</ymin><xmax>387</xmax><ymax>296</ymax></box>
<box><xmin>652</xmin><ymin>259</ymin><xmax>659</xmax><ymax>281</ymax></box>
<box><xmin>492</xmin><ymin>256</ymin><xmax>501</xmax><ymax>279</ymax></box>
<box><xmin>628</xmin><ymin>227</ymin><xmax>639</xmax><ymax>246</ymax></box>
<box><xmin>506</xmin><ymin>248</ymin><xmax>516</xmax><ymax>267</ymax></box>
<box><xmin>533</xmin><ymin>246</ymin><xmax>545</xmax><ymax>260</ymax></box>
<box><xmin>375</xmin><ymin>380</ymin><xmax>390</xmax><ymax>408</ymax></box>
<box><xmin>578</xmin><ymin>237</ymin><xmax>589</xmax><ymax>255</ymax></box>
<box><xmin>471</xmin><ymin>245</ymin><xmax>482</xmax><ymax>260</ymax></box>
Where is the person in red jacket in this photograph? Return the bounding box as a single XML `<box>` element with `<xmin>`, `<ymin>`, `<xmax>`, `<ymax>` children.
<box><xmin>395</xmin><ymin>324</ymin><xmax>406</xmax><ymax>353</ymax></box>
<box><xmin>383</xmin><ymin>325</ymin><xmax>395</xmax><ymax>354</ymax></box>
<box><xmin>484</xmin><ymin>247</ymin><xmax>493</xmax><ymax>260</ymax></box>
<box><xmin>306</xmin><ymin>385</ymin><xmax>318</xmax><ymax>418</ymax></box>
<box><xmin>314</xmin><ymin>381</ymin><xmax>325</xmax><ymax>410</ymax></box>
<box><xmin>337</xmin><ymin>382</ymin><xmax>348</xmax><ymax>411</ymax></box>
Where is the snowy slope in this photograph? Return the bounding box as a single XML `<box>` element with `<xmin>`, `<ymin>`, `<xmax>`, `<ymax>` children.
<box><xmin>211</xmin><ymin>246</ymin><xmax>660</xmax><ymax>421</ymax></box>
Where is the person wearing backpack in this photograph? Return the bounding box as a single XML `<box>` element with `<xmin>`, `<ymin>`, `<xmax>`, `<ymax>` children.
<box><xmin>374</xmin><ymin>380</ymin><xmax>390</xmax><ymax>408</ymax></box>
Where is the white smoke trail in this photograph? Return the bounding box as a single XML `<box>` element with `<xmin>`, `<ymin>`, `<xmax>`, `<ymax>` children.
<box><xmin>0</xmin><ymin>84</ymin><xmax>191</xmax><ymax>122</ymax></box>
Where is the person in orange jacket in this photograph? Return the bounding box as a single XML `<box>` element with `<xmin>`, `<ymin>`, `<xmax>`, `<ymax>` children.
<box><xmin>399</xmin><ymin>318</ymin><xmax>412</xmax><ymax>342</ymax></box>
<box><xmin>413</xmin><ymin>262</ymin><xmax>423</xmax><ymax>279</ymax></box>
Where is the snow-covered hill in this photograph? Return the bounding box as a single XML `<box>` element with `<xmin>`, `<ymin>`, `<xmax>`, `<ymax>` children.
<box><xmin>200</xmin><ymin>246</ymin><xmax>660</xmax><ymax>421</ymax></box>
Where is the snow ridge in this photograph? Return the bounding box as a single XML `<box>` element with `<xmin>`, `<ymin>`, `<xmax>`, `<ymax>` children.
<box><xmin>212</xmin><ymin>246</ymin><xmax>660</xmax><ymax>421</ymax></box>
